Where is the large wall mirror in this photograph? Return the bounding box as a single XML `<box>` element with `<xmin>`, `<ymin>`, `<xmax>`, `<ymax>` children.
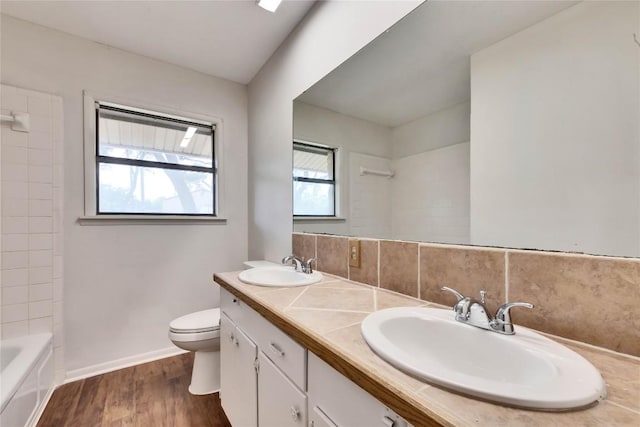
<box><xmin>293</xmin><ymin>0</ymin><xmax>639</xmax><ymax>258</ymax></box>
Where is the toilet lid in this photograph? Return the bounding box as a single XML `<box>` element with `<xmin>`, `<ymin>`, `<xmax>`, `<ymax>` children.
<box><xmin>170</xmin><ymin>308</ymin><xmax>220</xmax><ymax>333</ymax></box>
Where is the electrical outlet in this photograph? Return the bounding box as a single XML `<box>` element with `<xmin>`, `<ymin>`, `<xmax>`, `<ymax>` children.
<box><xmin>348</xmin><ymin>239</ymin><xmax>361</xmax><ymax>268</ymax></box>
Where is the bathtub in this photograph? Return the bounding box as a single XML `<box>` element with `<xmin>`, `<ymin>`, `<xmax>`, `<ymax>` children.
<box><xmin>1</xmin><ymin>334</ymin><xmax>53</xmax><ymax>427</ymax></box>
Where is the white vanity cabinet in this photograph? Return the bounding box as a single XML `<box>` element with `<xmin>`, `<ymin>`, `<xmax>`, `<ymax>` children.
<box><xmin>219</xmin><ymin>287</ymin><xmax>409</xmax><ymax>427</ymax></box>
<box><xmin>220</xmin><ymin>288</ymin><xmax>308</xmax><ymax>427</ymax></box>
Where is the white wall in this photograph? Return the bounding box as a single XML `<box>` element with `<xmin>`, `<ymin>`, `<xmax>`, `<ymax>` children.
<box><xmin>248</xmin><ymin>0</ymin><xmax>422</xmax><ymax>261</ymax></box>
<box><xmin>1</xmin><ymin>84</ymin><xmax>65</xmax><ymax>382</ymax></box>
<box><xmin>470</xmin><ymin>1</ymin><xmax>639</xmax><ymax>257</ymax></box>
<box><xmin>1</xmin><ymin>15</ymin><xmax>248</xmax><ymax>374</ymax></box>
<box><xmin>391</xmin><ymin>101</ymin><xmax>470</xmax><ymax>159</ymax></box>
<box><xmin>293</xmin><ymin>101</ymin><xmax>391</xmax><ymax>236</ymax></box>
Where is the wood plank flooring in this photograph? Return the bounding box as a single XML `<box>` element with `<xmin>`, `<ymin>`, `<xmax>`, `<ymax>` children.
<box><xmin>37</xmin><ymin>353</ymin><xmax>231</xmax><ymax>427</ymax></box>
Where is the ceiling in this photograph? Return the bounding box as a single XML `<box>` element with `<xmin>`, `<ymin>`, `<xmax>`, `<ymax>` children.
<box><xmin>0</xmin><ymin>0</ymin><xmax>315</xmax><ymax>84</ymax></box>
<box><xmin>297</xmin><ymin>0</ymin><xmax>578</xmax><ymax>127</ymax></box>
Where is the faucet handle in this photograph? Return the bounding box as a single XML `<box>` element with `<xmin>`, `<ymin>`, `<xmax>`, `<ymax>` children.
<box><xmin>493</xmin><ymin>302</ymin><xmax>534</xmax><ymax>334</ymax></box>
<box><xmin>440</xmin><ymin>286</ymin><xmax>465</xmax><ymax>301</ymax></box>
<box><xmin>479</xmin><ymin>290</ymin><xmax>487</xmax><ymax>304</ymax></box>
<box><xmin>495</xmin><ymin>302</ymin><xmax>534</xmax><ymax>320</ymax></box>
<box><xmin>305</xmin><ymin>258</ymin><xmax>316</xmax><ymax>273</ymax></box>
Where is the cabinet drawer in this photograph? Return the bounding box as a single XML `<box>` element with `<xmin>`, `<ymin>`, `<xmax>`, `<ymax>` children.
<box><xmin>254</xmin><ymin>312</ymin><xmax>307</xmax><ymax>391</ymax></box>
<box><xmin>220</xmin><ymin>288</ymin><xmax>261</xmax><ymax>338</ymax></box>
<box><xmin>220</xmin><ymin>287</ymin><xmax>243</xmax><ymax>322</ymax></box>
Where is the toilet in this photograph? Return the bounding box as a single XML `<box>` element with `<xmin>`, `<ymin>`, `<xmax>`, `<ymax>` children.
<box><xmin>168</xmin><ymin>308</ymin><xmax>221</xmax><ymax>395</ymax></box>
<box><xmin>169</xmin><ymin>261</ymin><xmax>278</xmax><ymax>395</ymax></box>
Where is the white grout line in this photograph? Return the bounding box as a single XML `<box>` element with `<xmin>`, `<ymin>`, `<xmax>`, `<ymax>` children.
<box><xmin>285</xmin><ymin>287</ymin><xmax>310</xmax><ymax>310</ymax></box>
<box><xmin>607</xmin><ymin>400</ymin><xmax>640</xmax><ymax>415</ymax></box>
<box><xmin>376</xmin><ymin>240</ymin><xmax>381</xmax><ymax>288</ymax></box>
<box><xmin>373</xmin><ymin>287</ymin><xmax>378</xmax><ymax>311</ymax></box>
<box><xmin>288</xmin><ymin>306</ymin><xmax>373</xmax><ymax>314</ymax></box>
<box><xmin>346</xmin><ymin>238</ymin><xmax>351</xmax><ymax>281</ymax></box>
<box><xmin>314</xmin><ymin>279</ymin><xmax>349</xmax><ymax>287</ymax></box>
<box><xmin>417</xmin><ymin>244</ymin><xmax>422</xmax><ymax>299</ymax></box>
<box><xmin>323</xmin><ymin>319</ymin><xmax>370</xmax><ymax>335</ymax></box>
<box><xmin>547</xmin><ymin>333</ymin><xmax>640</xmax><ymax>362</ymax></box>
<box><xmin>505</xmin><ymin>251</ymin><xmax>510</xmax><ymax>303</ymax></box>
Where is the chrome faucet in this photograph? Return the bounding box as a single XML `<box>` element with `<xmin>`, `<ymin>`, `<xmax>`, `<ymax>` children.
<box><xmin>441</xmin><ymin>286</ymin><xmax>533</xmax><ymax>335</ymax></box>
<box><xmin>281</xmin><ymin>255</ymin><xmax>316</xmax><ymax>274</ymax></box>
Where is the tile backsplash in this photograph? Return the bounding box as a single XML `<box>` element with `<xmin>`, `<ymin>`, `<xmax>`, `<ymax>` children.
<box><xmin>379</xmin><ymin>240</ymin><xmax>418</xmax><ymax>298</ymax></box>
<box><xmin>316</xmin><ymin>235</ymin><xmax>348</xmax><ymax>277</ymax></box>
<box><xmin>420</xmin><ymin>245</ymin><xmax>505</xmax><ymax>315</ymax></box>
<box><xmin>293</xmin><ymin>232</ymin><xmax>640</xmax><ymax>357</ymax></box>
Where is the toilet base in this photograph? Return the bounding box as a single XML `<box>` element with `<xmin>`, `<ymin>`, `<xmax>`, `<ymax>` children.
<box><xmin>188</xmin><ymin>350</ymin><xmax>221</xmax><ymax>395</ymax></box>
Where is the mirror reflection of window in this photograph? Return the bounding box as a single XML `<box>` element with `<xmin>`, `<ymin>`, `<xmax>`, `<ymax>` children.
<box><xmin>292</xmin><ymin>142</ymin><xmax>335</xmax><ymax>216</ymax></box>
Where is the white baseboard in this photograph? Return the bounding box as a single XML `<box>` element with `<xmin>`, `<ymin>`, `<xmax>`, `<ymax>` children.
<box><xmin>64</xmin><ymin>346</ymin><xmax>188</xmax><ymax>384</ymax></box>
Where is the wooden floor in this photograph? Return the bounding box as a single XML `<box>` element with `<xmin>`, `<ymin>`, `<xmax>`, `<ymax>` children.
<box><xmin>37</xmin><ymin>353</ymin><xmax>231</xmax><ymax>427</ymax></box>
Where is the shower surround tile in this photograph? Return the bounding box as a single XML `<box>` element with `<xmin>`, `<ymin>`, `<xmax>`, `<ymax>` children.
<box><xmin>1</xmin><ymin>84</ymin><xmax>65</xmax><ymax>383</ymax></box>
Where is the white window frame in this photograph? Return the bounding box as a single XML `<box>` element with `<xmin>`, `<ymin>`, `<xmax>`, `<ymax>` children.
<box><xmin>292</xmin><ymin>140</ymin><xmax>341</xmax><ymax>218</ymax></box>
<box><xmin>81</xmin><ymin>91</ymin><xmax>226</xmax><ymax>223</ymax></box>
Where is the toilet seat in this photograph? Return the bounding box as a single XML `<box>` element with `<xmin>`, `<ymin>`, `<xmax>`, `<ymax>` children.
<box><xmin>169</xmin><ymin>329</ymin><xmax>220</xmax><ymax>343</ymax></box>
<box><xmin>169</xmin><ymin>308</ymin><xmax>220</xmax><ymax>334</ymax></box>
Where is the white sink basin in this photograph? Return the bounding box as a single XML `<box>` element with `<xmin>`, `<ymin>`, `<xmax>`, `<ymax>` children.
<box><xmin>361</xmin><ymin>307</ymin><xmax>606</xmax><ymax>410</ymax></box>
<box><xmin>238</xmin><ymin>266</ymin><xmax>323</xmax><ymax>287</ymax></box>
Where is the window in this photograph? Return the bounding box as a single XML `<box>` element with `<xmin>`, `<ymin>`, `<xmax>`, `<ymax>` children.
<box><xmin>293</xmin><ymin>141</ymin><xmax>335</xmax><ymax>216</ymax></box>
<box><xmin>93</xmin><ymin>102</ymin><xmax>216</xmax><ymax>216</ymax></box>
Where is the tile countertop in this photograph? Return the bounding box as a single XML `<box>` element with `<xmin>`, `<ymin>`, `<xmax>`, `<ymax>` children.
<box><xmin>213</xmin><ymin>271</ymin><xmax>640</xmax><ymax>427</ymax></box>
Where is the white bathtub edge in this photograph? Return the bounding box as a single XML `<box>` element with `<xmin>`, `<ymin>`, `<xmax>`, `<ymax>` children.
<box><xmin>65</xmin><ymin>346</ymin><xmax>188</xmax><ymax>384</ymax></box>
<box><xmin>0</xmin><ymin>333</ymin><xmax>53</xmax><ymax>414</ymax></box>
<box><xmin>27</xmin><ymin>382</ymin><xmax>55</xmax><ymax>427</ymax></box>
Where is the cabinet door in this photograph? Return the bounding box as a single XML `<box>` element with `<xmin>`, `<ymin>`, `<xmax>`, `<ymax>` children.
<box><xmin>258</xmin><ymin>352</ymin><xmax>307</xmax><ymax>427</ymax></box>
<box><xmin>220</xmin><ymin>313</ymin><xmax>258</xmax><ymax>427</ymax></box>
<box><xmin>220</xmin><ymin>313</ymin><xmax>235</xmax><ymax>413</ymax></box>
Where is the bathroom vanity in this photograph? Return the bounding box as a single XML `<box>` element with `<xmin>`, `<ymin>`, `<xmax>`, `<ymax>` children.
<box><xmin>219</xmin><ymin>287</ymin><xmax>409</xmax><ymax>427</ymax></box>
<box><xmin>215</xmin><ymin>271</ymin><xmax>639</xmax><ymax>426</ymax></box>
